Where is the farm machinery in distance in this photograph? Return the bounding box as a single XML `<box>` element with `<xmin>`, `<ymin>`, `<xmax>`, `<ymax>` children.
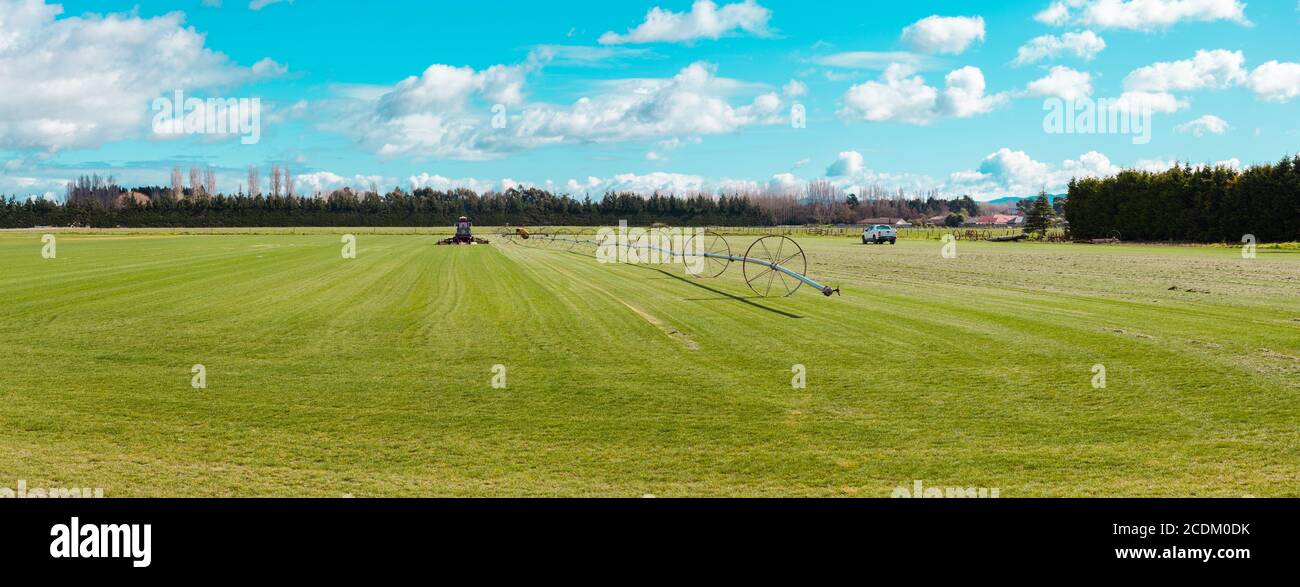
<box><xmin>436</xmin><ymin>216</ymin><xmax>490</xmax><ymax>245</ymax></box>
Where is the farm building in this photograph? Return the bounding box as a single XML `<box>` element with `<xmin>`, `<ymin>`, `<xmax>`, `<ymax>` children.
<box><xmin>971</xmin><ymin>215</ymin><xmax>1024</xmax><ymax>226</ymax></box>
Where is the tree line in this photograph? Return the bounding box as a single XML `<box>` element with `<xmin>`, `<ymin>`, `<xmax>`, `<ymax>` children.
<box><xmin>20</xmin><ymin>157</ymin><xmax>1293</xmax><ymax>240</ymax></box>
<box><xmin>1066</xmin><ymin>155</ymin><xmax>1300</xmax><ymax>242</ymax></box>
<box><xmin>1</xmin><ymin>181</ymin><xmax>987</xmax><ymax>229</ymax></box>
<box><xmin>738</xmin><ymin>180</ymin><xmax>978</xmax><ymax>225</ymax></box>
<box><xmin>2</xmin><ymin>186</ymin><xmax>773</xmax><ymax>228</ymax></box>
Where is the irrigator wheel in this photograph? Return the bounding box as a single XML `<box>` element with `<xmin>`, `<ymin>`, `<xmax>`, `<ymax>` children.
<box><xmin>548</xmin><ymin>230</ymin><xmax>567</xmax><ymax>250</ymax></box>
<box><xmin>649</xmin><ymin>226</ymin><xmax>673</xmax><ymax>258</ymax></box>
<box><xmin>682</xmin><ymin>230</ymin><xmax>731</xmax><ymax>278</ymax></box>
<box><xmin>572</xmin><ymin>228</ymin><xmax>597</xmax><ymax>254</ymax></box>
<box><xmin>560</xmin><ymin>230</ymin><xmax>581</xmax><ymax>251</ymax></box>
<box><xmin>743</xmin><ymin>235</ymin><xmax>806</xmax><ymax>297</ymax></box>
<box><xmin>597</xmin><ymin>229</ymin><xmax>619</xmax><ymax>252</ymax></box>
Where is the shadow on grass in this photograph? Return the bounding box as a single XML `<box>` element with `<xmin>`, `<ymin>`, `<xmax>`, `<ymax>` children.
<box><xmin>619</xmin><ymin>260</ymin><xmax>802</xmax><ymax>319</ymax></box>
<box><xmin>558</xmin><ymin>250</ymin><xmax>801</xmax><ymax>318</ymax></box>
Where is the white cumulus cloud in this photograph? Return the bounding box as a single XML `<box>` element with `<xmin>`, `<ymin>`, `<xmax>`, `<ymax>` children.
<box><xmin>408</xmin><ymin>173</ymin><xmax>502</xmax><ymax>193</ymax></box>
<box><xmin>0</xmin><ymin>0</ymin><xmax>283</xmax><ymax>152</ymax></box>
<box><xmin>1246</xmin><ymin>60</ymin><xmax>1300</xmax><ymax>102</ymax></box>
<box><xmin>601</xmin><ymin>172</ymin><xmax>711</xmax><ymax>193</ymax></box>
<box><xmin>1117</xmin><ymin>50</ymin><xmax>1300</xmax><ymax>107</ymax></box>
<box><xmin>769</xmin><ymin>172</ymin><xmax>800</xmax><ymax>191</ymax></box>
<box><xmin>901</xmin><ymin>15</ymin><xmax>986</xmax><ymax>55</ymax></box>
<box><xmin>839</xmin><ymin>64</ymin><xmax>1006</xmax><ymax>124</ymax></box>
<box><xmin>1013</xmin><ymin>30</ymin><xmax>1106</xmax><ymax>65</ymax></box>
<box><xmin>599</xmin><ymin>0</ymin><xmax>772</xmax><ymax>45</ymax></box>
<box><xmin>1025</xmin><ymin>66</ymin><xmax>1094</xmax><ymax>100</ymax></box>
<box><xmin>783</xmin><ymin>79</ymin><xmax>807</xmax><ymax>97</ymax></box>
<box><xmin>947</xmin><ymin>148</ymin><xmax>1122</xmax><ymax>197</ymax></box>
<box><xmin>1034</xmin><ymin>0</ymin><xmax>1249</xmax><ymax>30</ymax></box>
<box><xmin>295</xmin><ymin>171</ymin><xmax>388</xmax><ymax>195</ymax></box>
<box><xmin>826</xmin><ymin>151</ymin><xmax>866</xmax><ymax>177</ymax></box>
<box><xmin>1111</xmin><ymin>90</ymin><xmax>1188</xmax><ymax>113</ymax></box>
<box><xmin>337</xmin><ymin>59</ymin><xmax>784</xmax><ymax>160</ymax></box>
<box><xmin>1173</xmin><ymin>114</ymin><xmax>1229</xmax><ymax>136</ymax></box>
<box><xmin>1124</xmin><ymin>49</ymin><xmax>1247</xmax><ymax>92</ymax></box>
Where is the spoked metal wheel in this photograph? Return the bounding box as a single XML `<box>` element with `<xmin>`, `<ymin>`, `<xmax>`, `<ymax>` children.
<box><xmin>650</xmin><ymin>225</ymin><xmax>674</xmax><ymax>246</ymax></box>
<box><xmin>743</xmin><ymin>235</ymin><xmax>807</xmax><ymax>297</ymax></box>
<box><xmin>682</xmin><ymin>230</ymin><xmax>731</xmax><ymax>278</ymax></box>
<box><xmin>593</xmin><ymin>229</ymin><xmax>616</xmax><ymax>252</ymax></box>
<box><xmin>549</xmin><ymin>230</ymin><xmax>567</xmax><ymax>250</ymax></box>
<box><xmin>560</xmin><ymin>230</ymin><xmax>581</xmax><ymax>252</ymax></box>
<box><xmin>573</xmin><ymin>228</ymin><xmax>598</xmax><ymax>254</ymax></box>
<box><xmin>648</xmin><ymin>226</ymin><xmax>673</xmax><ymax>259</ymax></box>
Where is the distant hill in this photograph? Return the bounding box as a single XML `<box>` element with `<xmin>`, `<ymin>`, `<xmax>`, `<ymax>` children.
<box><xmin>986</xmin><ymin>193</ymin><xmax>1065</xmax><ymax>206</ymax></box>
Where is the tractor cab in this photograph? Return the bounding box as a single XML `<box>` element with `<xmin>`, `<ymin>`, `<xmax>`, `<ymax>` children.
<box><xmin>437</xmin><ymin>216</ymin><xmax>489</xmax><ymax>245</ymax></box>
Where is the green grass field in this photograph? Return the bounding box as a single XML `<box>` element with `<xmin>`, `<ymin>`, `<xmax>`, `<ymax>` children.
<box><xmin>1</xmin><ymin>230</ymin><xmax>1296</xmax><ymax>496</ymax></box>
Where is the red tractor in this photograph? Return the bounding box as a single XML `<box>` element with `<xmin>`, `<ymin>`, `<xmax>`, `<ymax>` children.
<box><xmin>437</xmin><ymin>216</ymin><xmax>490</xmax><ymax>245</ymax></box>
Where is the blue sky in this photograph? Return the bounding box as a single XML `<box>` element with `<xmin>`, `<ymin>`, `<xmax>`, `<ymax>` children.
<box><xmin>2</xmin><ymin>0</ymin><xmax>1298</xmax><ymax>200</ymax></box>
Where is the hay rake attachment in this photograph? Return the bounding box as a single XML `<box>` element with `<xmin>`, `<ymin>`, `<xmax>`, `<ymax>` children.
<box><xmin>513</xmin><ymin>228</ymin><xmax>839</xmax><ymax>298</ymax></box>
